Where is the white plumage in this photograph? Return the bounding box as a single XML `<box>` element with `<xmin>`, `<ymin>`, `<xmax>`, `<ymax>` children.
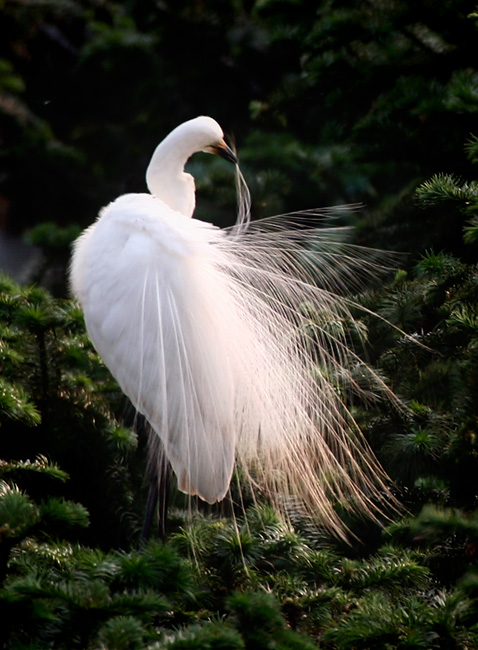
<box><xmin>71</xmin><ymin>116</ymin><xmax>394</xmax><ymax>536</ymax></box>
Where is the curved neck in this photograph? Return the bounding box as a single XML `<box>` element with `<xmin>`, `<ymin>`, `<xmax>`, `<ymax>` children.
<box><xmin>146</xmin><ymin>136</ymin><xmax>196</xmax><ymax>217</ymax></box>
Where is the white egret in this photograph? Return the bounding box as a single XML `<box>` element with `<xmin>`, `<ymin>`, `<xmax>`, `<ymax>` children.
<box><xmin>70</xmin><ymin>116</ymin><xmax>396</xmax><ymax>538</ymax></box>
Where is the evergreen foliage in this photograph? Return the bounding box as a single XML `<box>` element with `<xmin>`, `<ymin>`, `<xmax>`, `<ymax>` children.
<box><xmin>0</xmin><ymin>274</ymin><xmax>143</xmax><ymax>548</ymax></box>
<box><xmin>3</xmin><ymin>251</ymin><xmax>478</xmax><ymax>648</ymax></box>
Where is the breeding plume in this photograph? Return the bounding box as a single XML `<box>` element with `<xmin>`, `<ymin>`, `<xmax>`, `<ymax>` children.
<box><xmin>71</xmin><ymin>116</ymin><xmax>394</xmax><ymax>536</ymax></box>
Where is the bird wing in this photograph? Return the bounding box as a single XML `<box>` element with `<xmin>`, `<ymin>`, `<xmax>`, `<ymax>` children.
<box><xmin>70</xmin><ymin>193</ymin><xmax>236</xmax><ymax>503</ymax></box>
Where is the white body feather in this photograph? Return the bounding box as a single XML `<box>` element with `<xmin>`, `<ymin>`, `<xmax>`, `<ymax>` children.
<box><xmin>71</xmin><ymin>192</ymin><xmax>239</xmax><ymax>502</ymax></box>
<box><xmin>71</xmin><ymin>116</ymin><xmax>395</xmax><ymax>535</ymax></box>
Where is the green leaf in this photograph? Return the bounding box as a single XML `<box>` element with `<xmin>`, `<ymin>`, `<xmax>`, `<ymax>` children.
<box><xmin>0</xmin><ymin>377</ymin><xmax>41</xmax><ymax>425</ymax></box>
<box><xmin>0</xmin><ymin>482</ymin><xmax>40</xmax><ymax>539</ymax></box>
<box><xmin>39</xmin><ymin>498</ymin><xmax>90</xmax><ymax>531</ymax></box>
<box><xmin>463</xmin><ymin>215</ymin><xmax>478</xmax><ymax>243</ymax></box>
<box><xmin>96</xmin><ymin>615</ymin><xmax>147</xmax><ymax>650</ymax></box>
<box><xmin>162</xmin><ymin>622</ymin><xmax>244</xmax><ymax>650</ymax></box>
<box><xmin>0</xmin><ymin>456</ymin><xmax>69</xmax><ymax>483</ymax></box>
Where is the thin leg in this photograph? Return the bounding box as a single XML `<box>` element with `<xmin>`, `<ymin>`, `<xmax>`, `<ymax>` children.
<box><xmin>141</xmin><ymin>436</ymin><xmax>171</xmax><ymax>542</ymax></box>
<box><xmin>141</xmin><ymin>463</ymin><xmax>159</xmax><ymax>542</ymax></box>
<box><xmin>157</xmin><ymin>451</ymin><xmax>171</xmax><ymax>540</ymax></box>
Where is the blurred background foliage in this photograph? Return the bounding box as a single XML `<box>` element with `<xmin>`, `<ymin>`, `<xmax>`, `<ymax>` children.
<box><xmin>2</xmin><ymin>0</ymin><xmax>478</xmax><ymax>647</ymax></box>
<box><xmin>1</xmin><ymin>0</ymin><xmax>478</xmax><ymax>254</ymax></box>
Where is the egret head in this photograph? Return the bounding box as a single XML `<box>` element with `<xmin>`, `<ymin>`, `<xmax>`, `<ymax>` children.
<box><xmin>177</xmin><ymin>116</ymin><xmax>237</xmax><ymax>164</ymax></box>
<box><xmin>146</xmin><ymin>116</ymin><xmax>238</xmax><ymax>216</ymax></box>
<box><xmin>158</xmin><ymin>115</ymin><xmax>237</xmax><ymax>164</ymax></box>
<box><xmin>200</xmin><ymin>115</ymin><xmax>238</xmax><ymax>165</ymax></box>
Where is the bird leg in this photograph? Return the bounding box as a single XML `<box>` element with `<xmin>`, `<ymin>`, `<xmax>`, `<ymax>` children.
<box><xmin>141</xmin><ymin>435</ymin><xmax>171</xmax><ymax>542</ymax></box>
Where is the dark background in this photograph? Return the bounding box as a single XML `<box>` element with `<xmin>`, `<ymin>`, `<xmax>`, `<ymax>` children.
<box><xmin>2</xmin><ymin>0</ymin><xmax>478</xmax><ymax>265</ymax></box>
